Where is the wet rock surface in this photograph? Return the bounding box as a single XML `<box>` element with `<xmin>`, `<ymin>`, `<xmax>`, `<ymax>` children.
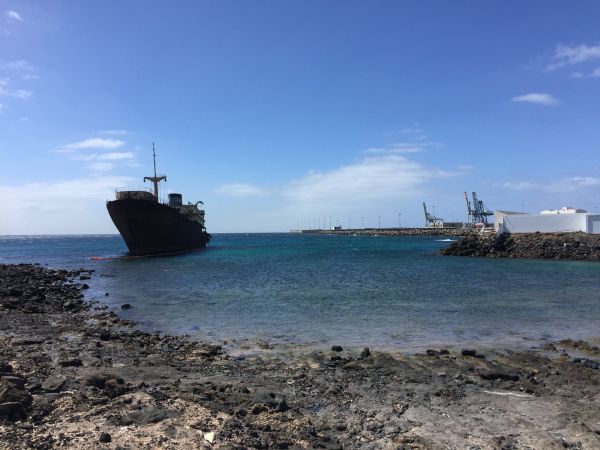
<box><xmin>0</xmin><ymin>263</ymin><xmax>599</xmax><ymax>449</ymax></box>
<box><xmin>442</xmin><ymin>232</ymin><xmax>600</xmax><ymax>260</ymax></box>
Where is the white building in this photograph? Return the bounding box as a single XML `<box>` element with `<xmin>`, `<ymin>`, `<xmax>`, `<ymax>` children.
<box><xmin>540</xmin><ymin>206</ymin><xmax>587</xmax><ymax>215</ymax></box>
<box><xmin>495</xmin><ymin>208</ymin><xmax>600</xmax><ymax>234</ymax></box>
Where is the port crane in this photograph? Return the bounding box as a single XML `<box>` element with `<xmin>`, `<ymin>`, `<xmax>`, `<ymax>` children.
<box><xmin>464</xmin><ymin>192</ymin><xmax>494</xmax><ymax>227</ymax></box>
<box><xmin>423</xmin><ymin>202</ymin><xmax>444</xmax><ymax>228</ymax></box>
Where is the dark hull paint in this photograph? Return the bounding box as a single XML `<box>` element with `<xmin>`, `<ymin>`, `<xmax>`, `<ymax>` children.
<box><xmin>107</xmin><ymin>199</ymin><xmax>210</xmax><ymax>256</ymax></box>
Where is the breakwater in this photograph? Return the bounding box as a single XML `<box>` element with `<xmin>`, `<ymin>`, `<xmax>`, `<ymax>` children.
<box><xmin>442</xmin><ymin>232</ymin><xmax>600</xmax><ymax>260</ymax></box>
<box><xmin>301</xmin><ymin>227</ymin><xmax>470</xmax><ymax>237</ymax></box>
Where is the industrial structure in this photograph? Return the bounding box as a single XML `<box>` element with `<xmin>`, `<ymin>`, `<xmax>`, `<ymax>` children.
<box><xmin>422</xmin><ymin>202</ymin><xmax>443</xmax><ymax>228</ymax></box>
<box><xmin>298</xmin><ymin>189</ymin><xmax>600</xmax><ymax>235</ymax></box>
<box><xmin>496</xmin><ymin>207</ymin><xmax>600</xmax><ymax>234</ymax></box>
<box><xmin>464</xmin><ymin>192</ymin><xmax>494</xmax><ymax>227</ymax></box>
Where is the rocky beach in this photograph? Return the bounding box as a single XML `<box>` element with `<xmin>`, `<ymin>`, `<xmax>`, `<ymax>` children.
<box><xmin>1</xmin><ymin>263</ymin><xmax>600</xmax><ymax>449</ymax></box>
<box><xmin>442</xmin><ymin>232</ymin><xmax>600</xmax><ymax>260</ymax></box>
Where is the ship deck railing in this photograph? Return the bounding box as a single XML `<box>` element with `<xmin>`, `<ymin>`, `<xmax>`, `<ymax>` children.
<box><xmin>115</xmin><ymin>186</ymin><xmax>154</xmax><ymax>194</ymax></box>
<box><xmin>113</xmin><ymin>186</ymin><xmax>175</xmax><ymax>205</ymax></box>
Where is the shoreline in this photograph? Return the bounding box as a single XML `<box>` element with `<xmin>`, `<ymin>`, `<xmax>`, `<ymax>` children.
<box><xmin>1</xmin><ymin>264</ymin><xmax>600</xmax><ymax>449</ymax></box>
<box><xmin>129</xmin><ymin>329</ymin><xmax>600</xmax><ymax>361</ymax></box>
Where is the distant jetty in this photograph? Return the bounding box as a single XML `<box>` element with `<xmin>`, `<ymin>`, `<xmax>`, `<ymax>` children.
<box><xmin>298</xmin><ymin>227</ymin><xmax>470</xmax><ymax>237</ymax></box>
<box><xmin>442</xmin><ymin>232</ymin><xmax>600</xmax><ymax>261</ymax></box>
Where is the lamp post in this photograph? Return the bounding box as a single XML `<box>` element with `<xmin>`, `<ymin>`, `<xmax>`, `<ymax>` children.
<box><xmin>378</xmin><ymin>216</ymin><xmax>381</xmax><ymax>229</ymax></box>
<box><xmin>398</xmin><ymin>212</ymin><xmax>401</xmax><ymax>228</ymax></box>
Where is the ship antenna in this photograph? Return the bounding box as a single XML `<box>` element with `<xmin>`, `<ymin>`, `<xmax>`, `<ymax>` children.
<box><xmin>143</xmin><ymin>142</ymin><xmax>167</xmax><ymax>201</ymax></box>
<box><xmin>153</xmin><ymin>142</ymin><xmax>157</xmax><ymax>180</ymax></box>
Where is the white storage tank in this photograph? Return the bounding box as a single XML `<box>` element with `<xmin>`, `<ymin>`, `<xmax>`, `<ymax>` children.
<box><xmin>540</xmin><ymin>206</ymin><xmax>587</xmax><ymax>215</ymax></box>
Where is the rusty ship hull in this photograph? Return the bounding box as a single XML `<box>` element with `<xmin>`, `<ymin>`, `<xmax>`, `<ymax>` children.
<box><xmin>107</xmin><ymin>198</ymin><xmax>211</xmax><ymax>256</ymax></box>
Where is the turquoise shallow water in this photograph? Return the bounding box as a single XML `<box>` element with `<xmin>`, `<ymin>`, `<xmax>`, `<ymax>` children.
<box><xmin>1</xmin><ymin>233</ymin><xmax>599</xmax><ymax>350</ymax></box>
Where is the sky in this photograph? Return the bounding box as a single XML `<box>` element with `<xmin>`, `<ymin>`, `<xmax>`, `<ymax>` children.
<box><xmin>1</xmin><ymin>1</ymin><xmax>600</xmax><ymax>234</ymax></box>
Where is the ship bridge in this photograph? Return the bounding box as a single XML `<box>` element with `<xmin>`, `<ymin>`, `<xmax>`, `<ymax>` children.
<box><xmin>115</xmin><ymin>186</ymin><xmax>156</xmax><ymax>202</ymax></box>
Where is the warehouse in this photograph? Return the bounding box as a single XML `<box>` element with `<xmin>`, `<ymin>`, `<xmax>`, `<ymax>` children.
<box><xmin>496</xmin><ymin>208</ymin><xmax>600</xmax><ymax>234</ymax></box>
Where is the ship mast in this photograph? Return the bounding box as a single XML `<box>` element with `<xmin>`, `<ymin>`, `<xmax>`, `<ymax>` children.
<box><xmin>143</xmin><ymin>143</ymin><xmax>167</xmax><ymax>200</ymax></box>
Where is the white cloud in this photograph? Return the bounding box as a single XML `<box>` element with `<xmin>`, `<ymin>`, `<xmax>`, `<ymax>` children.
<box><xmin>499</xmin><ymin>181</ymin><xmax>535</xmax><ymax>190</ymax></box>
<box><xmin>99</xmin><ymin>129</ymin><xmax>131</xmax><ymax>136</ymax></box>
<box><xmin>214</xmin><ymin>153</ymin><xmax>471</xmax><ymax>227</ymax></box>
<box><xmin>0</xmin><ymin>78</ymin><xmax>32</xmax><ymax>99</ymax></box>
<box><xmin>0</xmin><ymin>177</ymin><xmax>133</xmax><ymax>206</ymax></box>
<box><xmin>63</xmin><ymin>138</ymin><xmax>126</xmax><ymax>150</ymax></box>
<box><xmin>89</xmin><ymin>162</ymin><xmax>113</xmax><ymax>171</ymax></box>
<box><xmin>73</xmin><ymin>152</ymin><xmax>134</xmax><ymax>162</ymax></box>
<box><xmin>500</xmin><ymin>176</ymin><xmax>600</xmax><ymax>193</ymax></box>
<box><xmin>54</xmin><ymin>138</ymin><xmax>136</xmax><ymax>173</ymax></box>
<box><xmin>571</xmin><ymin>176</ymin><xmax>600</xmax><ymax>187</ymax></box>
<box><xmin>5</xmin><ymin>10</ymin><xmax>23</xmax><ymax>21</ymax></box>
<box><xmin>216</xmin><ymin>183</ymin><xmax>269</xmax><ymax>196</ymax></box>
<box><xmin>383</xmin><ymin>121</ymin><xmax>424</xmax><ymax>136</ymax></box>
<box><xmin>364</xmin><ymin>141</ymin><xmax>443</xmax><ymax>155</ymax></box>
<box><xmin>400</xmin><ymin>125</ymin><xmax>424</xmax><ymax>134</ymax></box>
<box><xmin>48</xmin><ymin>135</ymin><xmax>138</xmax><ymax>178</ymax></box>
<box><xmin>282</xmin><ymin>154</ymin><xmax>460</xmax><ymax>206</ymax></box>
<box><xmin>365</xmin><ymin>147</ymin><xmax>422</xmax><ymax>155</ymax></box>
<box><xmin>571</xmin><ymin>67</ymin><xmax>600</xmax><ymax>79</ymax></box>
<box><xmin>511</xmin><ymin>93</ymin><xmax>558</xmax><ymax>106</ymax></box>
<box><xmin>98</xmin><ymin>152</ymin><xmax>134</xmax><ymax>160</ymax></box>
<box><xmin>0</xmin><ymin>176</ymin><xmax>136</xmax><ymax>234</ymax></box>
<box><xmin>547</xmin><ymin>44</ymin><xmax>600</xmax><ymax>70</ymax></box>
<box><xmin>0</xmin><ymin>60</ymin><xmax>34</xmax><ymax>71</ymax></box>
<box><xmin>0</xmin><ymin>87</ymin><xmax>32</xmax><ymax>99</ymax></box>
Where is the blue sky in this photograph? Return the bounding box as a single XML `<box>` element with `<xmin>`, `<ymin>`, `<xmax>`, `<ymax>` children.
<box><xmin>1</xmin><ymin>1</ymin><xmax>600</xmax><ymax>233</ymax></box>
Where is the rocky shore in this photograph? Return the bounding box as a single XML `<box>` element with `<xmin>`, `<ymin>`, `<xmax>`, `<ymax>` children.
<box><xmin>442</xmin><ymin>232</ymin><xmax>600</xmax><ymax>260</ymax></box>
<box><xmin>1</xmin><ymin>263</ymin><xmax>600</xmax><ymax>449</ymax></box>
<box><xmin>302</xmin><ymin>227</ymin><xmax>469</xmax><ymax>237</ymax></box>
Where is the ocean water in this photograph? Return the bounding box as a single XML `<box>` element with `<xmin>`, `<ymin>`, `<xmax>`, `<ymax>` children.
<box><xmin>1</xmin><ymin>233</ymin><xmax>600</xmax><ymax>351</ymax></box>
